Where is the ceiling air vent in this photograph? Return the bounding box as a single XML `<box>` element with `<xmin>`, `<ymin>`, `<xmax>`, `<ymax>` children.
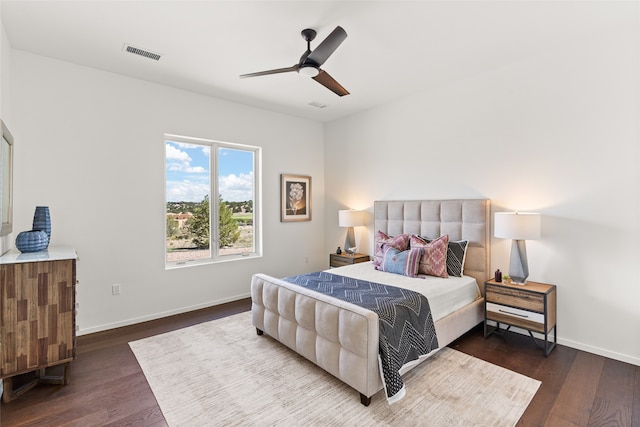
<box><xmin>123</xmin><ymin>43</ymin><xmax>162</xmax><ymax>61</ymax></box>
<box><xmin>308</xmin><ymin>101</ymin><xmax>327</xmax><ymax>109</ymax></box>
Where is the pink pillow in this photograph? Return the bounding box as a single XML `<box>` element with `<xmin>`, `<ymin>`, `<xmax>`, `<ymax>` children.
<box><xmin>373</xmin><ymin>231</ymin><xmax>409</xmax><ymax>269</ymax></box>
<box><xmin>409</xmin><ymin>234</ymin><xmax>449</xmax><ymax>278</ymax></box>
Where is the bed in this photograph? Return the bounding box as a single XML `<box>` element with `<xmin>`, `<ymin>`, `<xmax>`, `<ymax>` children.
<box><xmin>251</xmin><ymin>199</ymin><xmax>490</xmax><ymax>405</ymax></box>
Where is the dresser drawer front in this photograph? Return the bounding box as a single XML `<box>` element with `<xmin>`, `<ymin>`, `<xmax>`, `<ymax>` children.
<box><xmin>486</xmin><ymin>302</ymin><xmax>546</xmax><ymax>332</ymax></box>
<box><xmin>485</xmin><ymin>284</ymin><xmax>544</xmax><ymax>312</ymax></box>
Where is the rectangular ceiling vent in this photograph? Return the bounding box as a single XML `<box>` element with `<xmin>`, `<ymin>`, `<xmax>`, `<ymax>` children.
<box><xmin>308</xmin><ymin>101</ymin><xmax>327</xmax><ymax>109</ymax></box>
<box><xmin>123</xmin><ymin>44</ymin><xmax>162</xmax><ymax>61</ymax></box>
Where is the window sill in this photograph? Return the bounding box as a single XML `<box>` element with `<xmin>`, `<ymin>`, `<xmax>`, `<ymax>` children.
<box><xmin>165</xmin><ymin>252</ymin><xmax>262</xmax><ymax>270</ymax></box>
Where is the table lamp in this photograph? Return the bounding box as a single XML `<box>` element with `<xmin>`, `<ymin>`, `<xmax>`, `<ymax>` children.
<box><xmin>338</xmin><ymin>209</ymin><xmax>363</xmax><ymax>254</ymax></box>
<box><xmin>494</xmin><ymin>212</ymin><xmax>541</xmax><ymax>284</ymax></box>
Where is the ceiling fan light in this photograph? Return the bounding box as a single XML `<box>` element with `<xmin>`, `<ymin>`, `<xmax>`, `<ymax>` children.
<box><xmin>298</xmin><ymin>66</ymin><xmax>319</xmax><ymax>78</ymax></box>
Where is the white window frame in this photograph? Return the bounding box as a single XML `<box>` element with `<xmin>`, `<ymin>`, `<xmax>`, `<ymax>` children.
<box><xmin>165</xmin><ymin>133</ymin><xmax>262</xmax><ymax>269</ymax></box>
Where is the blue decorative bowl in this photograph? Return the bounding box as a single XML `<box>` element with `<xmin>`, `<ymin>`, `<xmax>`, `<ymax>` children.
<box><xmin>16</xmin><ymin>230</ymin><xmax>50</xmax><ymax>253</ymax></box>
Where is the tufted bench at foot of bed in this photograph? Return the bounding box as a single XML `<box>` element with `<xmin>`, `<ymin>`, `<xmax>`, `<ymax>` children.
<box><xmin>251</xmin><ymin>273</ymin><xmax>382</xmax><ymax>404</ymax></box>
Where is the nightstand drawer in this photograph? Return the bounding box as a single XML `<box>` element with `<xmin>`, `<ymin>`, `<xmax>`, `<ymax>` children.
<box><xmin>329</xmin><ymin>253</ymin><xmax>370</xmax><ymax>268</ymax></box>
<box><xmin>485</xmin><ymin>284</ymin><xmax>544</xmax><ymax>312</ymax></box>
<box><xmin>486</xmin><ymin>302</ymin><xmax>545</xmax><ymax>332</ymax></box>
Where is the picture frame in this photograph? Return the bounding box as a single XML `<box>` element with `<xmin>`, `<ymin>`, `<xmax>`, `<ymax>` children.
<box><xmin>281</xmin><ymin>174</ymin><xmax>311</xmax><ymax>222</ymax></box>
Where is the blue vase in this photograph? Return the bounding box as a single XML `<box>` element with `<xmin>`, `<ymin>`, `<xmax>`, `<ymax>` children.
<box><xmin>32</xmin><ymin>206</ymin><xmax>51</xmax><ymax>244</ymax></box>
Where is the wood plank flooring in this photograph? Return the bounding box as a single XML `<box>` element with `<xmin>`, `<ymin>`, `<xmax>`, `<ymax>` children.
<box><xmin>2</xmin><ymin>298</ymin><xmax>638</xmax><ymax>426</ymax></box>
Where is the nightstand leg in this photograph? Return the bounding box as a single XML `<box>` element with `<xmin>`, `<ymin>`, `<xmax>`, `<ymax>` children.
<box><xmin>526</xmin><ymin>327</ymin><xmax>557</xmax><ymax>356</ymax></box>
<box><xmin>543</xmin><ymin>325</ymin><xmax>557</xmax><ymax>357</ymax></box>
<box><xmin>484</xmin><ymin>321</ymin><xmax>510</xmax><ymax>338</ymax></box>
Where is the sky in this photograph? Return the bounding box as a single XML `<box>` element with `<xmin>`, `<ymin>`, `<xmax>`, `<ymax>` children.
<box><xmin>165</xmin><ymin>140</ymin><xmax>254</xmax><ymax>203</ymax></box>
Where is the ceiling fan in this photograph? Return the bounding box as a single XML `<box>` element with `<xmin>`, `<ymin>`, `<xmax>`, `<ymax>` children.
<box><xmin>240</xmin><ymin>26</ymin><xmax>349</xmax><ymax>97</ymax></box>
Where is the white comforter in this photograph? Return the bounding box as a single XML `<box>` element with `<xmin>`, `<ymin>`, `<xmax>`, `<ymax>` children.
<box><xmin>326</xmin><ymin>262</ymin><xmax>481</xmax><ymax>322</ymax></box>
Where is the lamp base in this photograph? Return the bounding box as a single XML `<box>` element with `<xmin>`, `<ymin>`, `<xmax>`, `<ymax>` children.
<box><xmin>344</xmin><ymin>227</ymin><xmax>355</xmax><ymax>254</ymax></box>
<box><xmin>508</xmin><ymin>239</ymin><xmax>529</xmax><ymax>284</ymax></box>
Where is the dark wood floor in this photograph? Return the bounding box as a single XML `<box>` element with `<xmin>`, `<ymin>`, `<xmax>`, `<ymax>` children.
<box><xmin>2</xmin><ymin>298</ymin><xmax>639</xmax><ymax>426</ymax></box>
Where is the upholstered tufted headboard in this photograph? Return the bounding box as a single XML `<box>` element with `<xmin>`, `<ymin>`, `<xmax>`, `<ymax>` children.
<box><xmin>374</xmin><ymin>199</ymin><xmax>491</xmax><ymax>295</ymax></box>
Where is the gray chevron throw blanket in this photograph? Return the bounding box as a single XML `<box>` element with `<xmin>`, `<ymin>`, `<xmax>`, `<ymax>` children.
<box><xmin>283</xmin><ymin>271</ymin><xmax>439</xmax><ymax>403</ymax></box>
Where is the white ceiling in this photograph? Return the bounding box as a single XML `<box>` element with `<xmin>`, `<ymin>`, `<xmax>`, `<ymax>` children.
<box><xmin>1</xmin><ymin>1</ymin><xmax>637</xmax><ymax>122</ymax></box>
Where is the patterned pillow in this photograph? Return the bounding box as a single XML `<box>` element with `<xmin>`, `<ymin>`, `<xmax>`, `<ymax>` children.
<box><xmin>374</xmin><ymin>231</ymin><xmax>409</xmax><ymax>269</ymax></box>
<box><xmin>409</xmin><ymin>234</ymin><xmax>449</xmax><ymax>278</ymax></box>
<box><xmin>380</xmin><ymin>246</ymin><xmax>423</xmax><ymax>278</ymax></box>
<box><xmin>424</xmin><ymin>237</ymin><xmax>469</xmax><ymax>277</ymax></box>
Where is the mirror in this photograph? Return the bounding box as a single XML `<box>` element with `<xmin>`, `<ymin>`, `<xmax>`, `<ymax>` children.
<box><xmin>0</xmin><ymin>120</ymin><xmax>13</xmax><ymax>236</ymax></box>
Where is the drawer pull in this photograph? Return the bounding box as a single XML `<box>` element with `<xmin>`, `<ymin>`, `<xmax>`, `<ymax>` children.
<box><xmin>498</xmin><ymin>309</ymin><xmax>529</xmax><ymax>318</ymax></box>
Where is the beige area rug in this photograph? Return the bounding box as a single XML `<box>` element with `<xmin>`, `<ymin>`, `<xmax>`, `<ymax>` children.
<box><xmin>129</xmin><ymin>311</ymin><xmax>540</xmax><ymax>427</ymax></box>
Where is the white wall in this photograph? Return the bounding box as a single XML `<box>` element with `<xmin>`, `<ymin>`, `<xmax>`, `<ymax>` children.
<box><xmin>325</xmin><ymin>26</ymin><xmax>640</xmax><ymax>365</ymax></box>
<box><xmin>10</xmin><ymin>50</ymin><xmax>325</xmax><ymax>334</ymax></box>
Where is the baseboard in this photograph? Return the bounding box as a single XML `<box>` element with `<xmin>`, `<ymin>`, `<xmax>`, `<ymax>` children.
<box><xmin>77</xmin><ymin>292</ymin><xmax>251</xmax><ymax>335</ymax></box>
<box><xmin>557</xmin><ymin>337</ymin><xmax>640</xmax><ymax>367</ymax></box>
<box><xmin>84</xmin><ymin>301</ymin><xmax>640</xmax><ymax>367</ymax></box>
<box><xmin>487</xmin><ymin>321</ymin><xmax>639</xmax><ymax>366</ymax></box>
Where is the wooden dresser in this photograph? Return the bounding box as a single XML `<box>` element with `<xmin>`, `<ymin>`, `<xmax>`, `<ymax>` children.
<box><xmin>0</xmin><ymin>246</ymin><xmax>77</xmax><ymax>402</ymax></box>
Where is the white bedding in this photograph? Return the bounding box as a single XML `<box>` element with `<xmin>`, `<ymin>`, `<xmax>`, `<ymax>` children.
<box><xmin>326</xmin><ymin>262</ymin><xmax>481</xmax><ymax>322</ymax></box>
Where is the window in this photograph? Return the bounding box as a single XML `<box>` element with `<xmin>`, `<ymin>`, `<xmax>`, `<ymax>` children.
<box><xmin>165</xmin><ymin>134</ymin><xmax>260</xmax><ymax>267</ymax></box>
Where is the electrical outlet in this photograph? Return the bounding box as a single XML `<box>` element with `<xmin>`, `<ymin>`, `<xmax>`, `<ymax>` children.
<box><xmin>304</xmin><ymin>256</ymin><xmax>309</xmax><ymax>264</ymax></box>
<box><xmin>112</xmin><ymin>283</ymin><xmax>121</xmax><ymax>296</ymax></box>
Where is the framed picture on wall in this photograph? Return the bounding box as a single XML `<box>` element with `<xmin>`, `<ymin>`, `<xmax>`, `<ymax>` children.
<box><xmin>281</xmin><ymin>174</ymin><xmax>311</xmax><ymax>222</ymax></box>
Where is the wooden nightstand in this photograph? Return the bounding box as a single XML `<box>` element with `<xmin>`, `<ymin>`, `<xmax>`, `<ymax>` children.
<box><xmin>484</xmin><ymin>279</ymin><xmax>557</xmax><ymax>356</ymax></box>
<box><xmin>329</xmin><ymin>252</ymin><xmax>370</xmax><ymax>268</ymax></box>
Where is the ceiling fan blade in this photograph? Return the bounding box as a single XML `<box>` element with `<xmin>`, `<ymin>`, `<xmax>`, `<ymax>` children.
<box><xmin>312</xmin><ymin>69</ymin><xmax>349</xmax><ymax>96</ymax></box>
<box><xmin>306</xmin><ymin>26</ymin><xmax>347</xmax><ymax>66</ymax></box>
<box><xmin>240</xmin><ymin>65</ymin><xmax>299</xmax><ymax>79</ymax></box>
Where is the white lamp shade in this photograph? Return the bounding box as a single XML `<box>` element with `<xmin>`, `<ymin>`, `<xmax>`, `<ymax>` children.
<box><xmin>338</xmin><ymin>210</ymin><xmax>363</xmax><ymax>227</ymax></box>
<box><xmin>494</xmin><ymin>212</ymin><xmax>541</xmax><ymax>240</ymax></box>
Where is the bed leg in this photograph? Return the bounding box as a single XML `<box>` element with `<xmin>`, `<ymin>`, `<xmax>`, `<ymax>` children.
<box><xmin>256</xmin><ymin>328</ymin><xmax>264</xmax><ymax>336</ymax></box>
<box><xmin>360</xmin><ymin>393</ymin><xmax>371</xmax><ymax>407</ymax></box>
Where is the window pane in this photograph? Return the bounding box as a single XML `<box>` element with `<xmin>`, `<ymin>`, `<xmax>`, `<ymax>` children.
<box><xmin>218</xmin><ymin>147</ymin><xmax>254</xmax><ymax>256</ymax></box>
<box><xmin>165</xmin><ymin>140</ymin><xmax>211</xmax><ymax>263</ymax></box>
